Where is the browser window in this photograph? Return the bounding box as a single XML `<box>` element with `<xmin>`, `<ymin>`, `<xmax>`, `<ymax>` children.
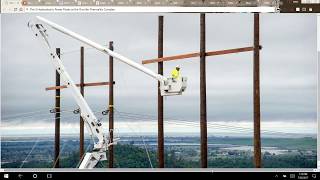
<box><xmin>0</xmin><ymin>0</ymin><xmax>319</xmax><ymax>179</ymax></box>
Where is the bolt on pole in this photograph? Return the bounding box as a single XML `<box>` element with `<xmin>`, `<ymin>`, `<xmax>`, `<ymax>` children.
<box><xmin>200</xmin><ymin>13</ymin><xmax>208</xmax><ymax>168</ymax></box>
<box><xmin>158</xmin><ymin>15</ymin><xmax>164</xmax><ymax>168</ymax></box>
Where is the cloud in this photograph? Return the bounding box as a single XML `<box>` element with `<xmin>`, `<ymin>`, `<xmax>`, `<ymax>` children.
<box><xmin>1</xmin><ymin>120</ymin><xmax>316</xmax><ymax>136</ymax></box>
<box><xmin>1</xmin><ymin>13</ymin><xmax>317</xmax><ymax>129</ymax></box>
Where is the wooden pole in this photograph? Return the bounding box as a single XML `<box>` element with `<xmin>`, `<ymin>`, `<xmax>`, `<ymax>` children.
<box><xmin>79</xmin><ymin>46</ymin><xmax>84</xmax><ymax>160</ymax></box>
<box><xmin>253</xmin><ymin>13</ymin><xmax>262</xmax><ymax>168</ymax></box>
<box><xmin>108</xmin><ymin>41</ymin><xmax>114</xmax><ymax>168</ymax></box>
<box><xmin>54</xmin><ymin>48</ymin><xmax>61</xmax><ymax>168</ymax></box>
<box><xmin>200</xmin><ymin>13</ymin><xmax>207</xmax><ymax>168</ymax></box>
<box><xmin>157</xmin><ymin>16</ymin><xmax>164</xmax><ymax>168</ymax></box>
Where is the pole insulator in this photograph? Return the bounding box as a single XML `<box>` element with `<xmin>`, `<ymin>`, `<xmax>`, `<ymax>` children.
<box><xmin>102</xmin><ymin>110</ymin><xmax>110</xmax><ymax>116</ymax></box>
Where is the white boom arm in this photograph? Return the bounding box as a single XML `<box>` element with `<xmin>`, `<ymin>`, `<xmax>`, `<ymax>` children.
<box><xmin>34</xmin><ymin>16</ymin><xmax>187</xmax><ymax>96</ymax></box>
<box><xmin>36</xmin><ymin>16</ymin><xmax>166</xmax><ymax>82</ymax></box>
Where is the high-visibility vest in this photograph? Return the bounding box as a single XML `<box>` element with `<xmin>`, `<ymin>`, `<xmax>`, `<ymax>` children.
<box><xmin>171</xmin><ymin>69</ymin><xmax>180</xmax><ymax>79</ymax></box>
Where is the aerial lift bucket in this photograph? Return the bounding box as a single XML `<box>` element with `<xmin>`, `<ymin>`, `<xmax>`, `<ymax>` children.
<box><xmin>160</xmin><ymin>77</ymin><xmax>187</xmax><ymax>96</ymax></box>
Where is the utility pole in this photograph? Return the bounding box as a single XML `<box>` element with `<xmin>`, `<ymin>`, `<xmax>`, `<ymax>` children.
<box><xmin>253</xmin><ymin>13</ymin><xmax>261</xmax><ymax>168</ymax></box>
<box><xmin>79</xmin><ymin>47</ymin><xmax>85</xmax><ymax>160</ymax></box>
<box><xmin>157</xmin><ymin>16</ymin><xmax>164</xmax><ymax>168</ymax></box>
<box><xmin>200</xmin><ymin>13</ymin><xmax>207</xmax><ymax>168</ymax></box>
<box><xmin>108</xmin><ymin>41</ymin><xmax>114</xmax><ymax>168</ymax></box>
<box><xmin>54</xmin><ymin>48</ymin><xmax>61</xmax><ymax>168</ymax></box>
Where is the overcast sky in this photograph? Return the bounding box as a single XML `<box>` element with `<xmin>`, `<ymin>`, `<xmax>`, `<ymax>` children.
<box><xmin>1</xmin><ymin>13</ymin><xmax>318</xmax><ymax>135</ymax></box>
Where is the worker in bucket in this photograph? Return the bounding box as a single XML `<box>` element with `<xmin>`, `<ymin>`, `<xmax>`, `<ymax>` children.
<box><xmin>171</xmin><ymin>65</ymin><xmax>181</xmax><ymax>81</ymax></box>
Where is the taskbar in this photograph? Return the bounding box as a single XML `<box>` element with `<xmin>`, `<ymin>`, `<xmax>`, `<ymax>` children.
<box><xmin>1</xmin><ymin>170</ymin><xmax>320</xmax><ymax>180</ymax></box>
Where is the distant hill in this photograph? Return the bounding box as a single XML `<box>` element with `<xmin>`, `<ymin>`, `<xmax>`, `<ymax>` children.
<box><xmin>2</xmin><ymin>141</ymin><xmax>316</xmax><ymax>168</ymax></box>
